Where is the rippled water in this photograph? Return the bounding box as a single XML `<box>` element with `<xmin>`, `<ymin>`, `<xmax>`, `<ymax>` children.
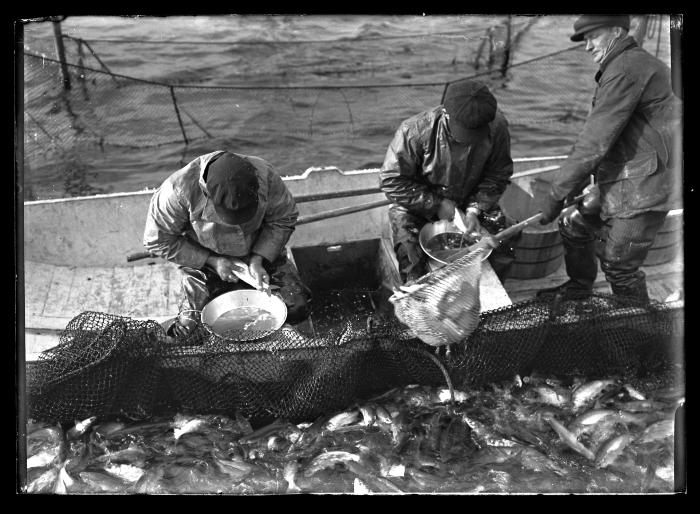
<box><xmin>20</xmin><ymin>15</ymin><xmax>672</xmax><ymax>200</ymax></box>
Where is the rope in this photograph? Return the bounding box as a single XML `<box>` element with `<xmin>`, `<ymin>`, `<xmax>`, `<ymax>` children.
<box><xmin>25</xmin><ymin>42</ymin><xmax>586</xmax><ymax>91</ymax></box>
<box><xmin>25</xmin><ymin>111</ymin><xmax>65</xmax><ymax>150</ymax></box>
<box><xmin>451</xmin><ymin>43</ymin><xmax>586</xmax><ymax>85</ymax></box>
<box><xmin>59</xmin><ymin>29</ymin><xmax>496</xmax><ymax>47</ymax></box>
<box><xmin>655</xmin><ymin>16</ymin><xmax>663</xmax><ymax>59</ymax></box>
<box><xmin>168</xmin><ymin>86</ymin><xmax>188</xmax><ymax>145</ymax></box>
<box><xmin>646</xmin><ymin>15</ymin><xmax>658</xmax><ymax>39</ymax></box>
<box><xmin>419</xmin><ymin>347</ymin><xmax>455</xmax><ymax>404</ymax></box>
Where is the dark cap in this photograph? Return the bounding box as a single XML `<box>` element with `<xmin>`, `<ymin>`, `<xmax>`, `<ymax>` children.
<box><xmin>570</xmin><ymin>15</ymin><xmax>630</xmax><ymax>42</ymax></box>
<box><xmin>443</xmin><ymin>80</ymin><xmax>497</xmax><ymax>141</ymax></box>
<box><xmin>205</xmin><ymin>152</ymin><xmax>259</xmax><ymax>225</ymax></box>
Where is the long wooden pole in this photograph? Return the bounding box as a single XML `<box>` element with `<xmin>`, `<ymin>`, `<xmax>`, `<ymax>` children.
<box><xmin>670</xmin><ymin>15</ymin><xmax>682</xmax><ymax>100</ymax></box>
<box><xmin>633</xmin><ymin>15</ymin><xmax>649</xmax><ymax>48</ymax></box>
<box><xmin>52</xmin><ymin>18</ymin><xmax>71</xmax><ymax>90</ymax></box>
<box><xmin>125</xmin><ymin>198</ymin><xmax>392</xmax><ymax>262</ymax></box>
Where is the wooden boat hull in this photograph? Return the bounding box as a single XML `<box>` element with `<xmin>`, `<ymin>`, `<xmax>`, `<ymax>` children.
<box><xmin>22</xmin><ymin>156</ymin><xmax>683</xmax><ymax>360</ymax></box>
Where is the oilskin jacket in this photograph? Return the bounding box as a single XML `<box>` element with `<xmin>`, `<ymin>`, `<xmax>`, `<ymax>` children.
<box><xmin>143</xmin><ymin>150</ymin><xmax>298</xmax><ymax>269</ymax></box>
<box><xmin>550</xmin><ymin>36</ymin><xmax>682</xmax><ymax>219</ymax></box>
<box><xmin>379</xmin><ymin>106</ymin><xmax>513</xmax><ymax>218</ymax></box>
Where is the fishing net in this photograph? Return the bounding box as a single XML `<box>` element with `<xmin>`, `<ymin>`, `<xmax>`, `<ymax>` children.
<box><xmin>26</xmin><ymin>292</ymin><xmax>683</xmax><ymax>426</ymax></box>
<box><xmin>390</xmin><ymin>244</ymin><xmax>488</xmax><ymax>347</ymax></box>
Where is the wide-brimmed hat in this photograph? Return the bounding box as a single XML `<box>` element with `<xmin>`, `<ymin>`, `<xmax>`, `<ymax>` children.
<box><xmin>570</xmin><ymin>15</ymin><xmax>631</xmax><ymax>42</ymax></box>
<box><xmin>205</xmin><ymin>152</ymin><xmax>259</xmax><ymax>225</ymax></box>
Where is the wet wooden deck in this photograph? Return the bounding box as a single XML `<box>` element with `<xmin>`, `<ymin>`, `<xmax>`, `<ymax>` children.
<box><xmin>23</xmin><ymin>247</ymin><xmax>682</xmax><ymax>362</ymax></box>
<box><xmin>504</xmin><ymin>250</ymin><xmax>684</xmax><ymax>304</ymax></box>
<box><xmin>24</xmin><ymin>260</ymin><xmax>183</xmax><ymax>330</ymax></box>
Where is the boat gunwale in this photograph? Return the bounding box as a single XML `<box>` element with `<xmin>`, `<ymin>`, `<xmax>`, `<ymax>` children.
<box><xmin>22</xmin><ymin>155</ymin><xmax>572</xmax><ymax>206</ymax></box>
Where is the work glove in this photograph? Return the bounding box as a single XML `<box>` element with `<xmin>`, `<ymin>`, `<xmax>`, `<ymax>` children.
<box><xmin>539</xmin><ymin>195</ymin><xmax>565</xmax><ymax>225</ymax></box>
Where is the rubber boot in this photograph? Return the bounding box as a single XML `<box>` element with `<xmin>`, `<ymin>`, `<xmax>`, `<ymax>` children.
<box><xmin>536</xmin><ymin>279</ymin><xmax>593</xmax><ymax>298</ymax></box>
<box><xmin>536</xmin><ymin>240</ymin><xmax>596</xmax><ymax>297</ymax></box>
<box><xmin>610</xmin><ymin>277</ymin><xmax>650</xmax><ymax>305</ymax></box>
<box><xmin>537</xmin><ymin>208</ymin><xmax>597</xmax><ymax>298</ymax></box>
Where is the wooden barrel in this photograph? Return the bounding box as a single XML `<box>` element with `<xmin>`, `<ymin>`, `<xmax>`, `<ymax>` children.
<box><xmin>643</xmin><ymin>210</ymin><xmax>683</xmax><ymax>266</ymax></box>
<box><xmin>506</xmin><ymin>224</ymin><xmax>564</xmax><ymax>279</ymax></box>
<box><xmin>500</xmin><ymin>179</ymin><xmax>564</xmax><ymax>279</ymax></box>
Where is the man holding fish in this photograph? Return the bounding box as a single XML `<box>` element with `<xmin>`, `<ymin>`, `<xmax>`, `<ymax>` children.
<box><xmin>143</xmin><ymin>150</ymin><xmax>311</xmax><ymax>336</ymax></box>
<box><xmin>379</xmin><ymin>79</ymin><xmax>517</xmax><ymax>284</ymax></box>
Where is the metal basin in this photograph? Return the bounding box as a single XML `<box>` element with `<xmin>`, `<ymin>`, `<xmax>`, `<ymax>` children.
<box><xmin>419</xmin><ymin>220</ymin><xmax>492</xmax><ymax>269</ymax></box>
<box><xmin>201</xmin><ymin>290</ymin><xmax>288</xmax><ymax>342</ymax></box>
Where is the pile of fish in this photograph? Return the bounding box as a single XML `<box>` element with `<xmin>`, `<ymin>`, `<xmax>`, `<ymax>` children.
<box><xmin>24</xmin><ymin>372</ymin><xmax>683</xmax><ymax>494</ymax></box>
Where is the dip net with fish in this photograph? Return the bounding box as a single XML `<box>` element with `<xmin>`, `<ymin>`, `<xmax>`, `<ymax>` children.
<box><xmin>26</xmin><ymin>293</ymin><xmax>683</xmax><ymax>425</ymax></box>
<box><xmin>391</xmin><ymin>243</ymin><xmax>488</xmax><ymax>347</ymax></box>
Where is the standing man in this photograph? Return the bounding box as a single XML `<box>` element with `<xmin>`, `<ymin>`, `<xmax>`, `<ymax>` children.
<box><xmin>379</xmin><ymin>79</ymin><xmax>516</xmax><ymax>284</ymax></box>
<box><xmin>144</xmin><ymin>150</ymin><xmax>311</xmax><ymax>336</ymax></box>
<box><xmin>537</xmin><ymin>15</ymin><xmax>682</xmax><ymax>302</ymax></box>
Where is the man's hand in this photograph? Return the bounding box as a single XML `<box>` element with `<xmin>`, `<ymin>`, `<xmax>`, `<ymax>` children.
<box><xmin>206</xmin><ymin>254</ymin><xmax>242</xmax><ymax>282</ymax></box>
<box><xmin>460</xmin><ymin>208</ymin><xmax>481</xmax><ymax>235</ymax></box>
<box><xmin>437</xmin><ymin>198</ymin><xmax>456</xmax><ymax>221</ymax></box>
<box><xmin>248</xmin><ymin>254</ymin><xmax>270</xmax><ymax>291</ymax></box>
<box><xmin>539</xmin><ymin>195</ymin><xmax>565</xmax><ymax>225</ymax></box>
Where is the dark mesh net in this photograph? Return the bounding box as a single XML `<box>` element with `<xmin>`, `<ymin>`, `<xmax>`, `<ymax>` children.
<box><xmin>27</xmin><ymin>293</ymin><xmax>683</xmax><ymax>425</ymax></box>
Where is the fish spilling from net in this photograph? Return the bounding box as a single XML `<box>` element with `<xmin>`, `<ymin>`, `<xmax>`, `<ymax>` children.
<box><xmin>23</xmin><ymin>371</ymin><xmax>682</xmax><ymax>494</ymax></box>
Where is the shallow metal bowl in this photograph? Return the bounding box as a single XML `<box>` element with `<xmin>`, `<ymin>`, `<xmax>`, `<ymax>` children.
<box><xmin>419</xmin><ymin>219</ymin><xmax>492</xmax><ymax>267</ymax></box>
<box><xmin>201</xmin><ymin>289</ymin><xmax>288</xmax><ymax>342</ymax></box>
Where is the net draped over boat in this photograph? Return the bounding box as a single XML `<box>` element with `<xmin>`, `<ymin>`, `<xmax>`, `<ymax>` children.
<box><xmin>27</xmin><ymin>293</ymin><xmax>683</xmax><ymax>425</ymax></box>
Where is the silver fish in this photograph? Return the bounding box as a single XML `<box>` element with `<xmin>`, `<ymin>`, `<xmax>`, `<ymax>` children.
<box><xmin>103</xmin><ymin>463</ymin><xmax>146</xmax><ymax>483</ymax></box>
<box><xmin>93</xmin><ymin>421</ymin><xmax>127</xmax><ymax>439</ymax></box>
<box><xmin>585</xmin><ymin>415</ymin><xmax>626</xmax><ymax>454</ymax></box>
<box><xmin>616</xmin><ymin>410</ymin><xmax>659</xmax><ymax>427</ymax></box>
<box><xmin>357</xmin><ymin>403</ymin><xmax>376</xmax><ymax>426</ymax></box>
<box><xmin>545</xmin><ymin>416</ymin><xmax>595</xmax><ymax>461</ymax></box>
<box><xmin>595</xmin><ymin>434</ymin><xmax>635</xmax><ymax>468</ymax></box>
<box><xmin>53</xmin><ymin>465</ymin><xmax>75</xmax><ymax>494</ymax></box>
<box><xmin>26</xmin><ymin>448</ymin><xmax>62</xmax><ymax>470</ymax></box>
<box><xmin>346</xmin><ymin>461</ymin><xmax>404</xmax><ymax>493</ymax></box>
<box><xmin>654</xmin><ymin>458</ymin><xmax>674</xmax><ymax>483</ymax></box>
<box><xmin>571</xmin><ymin>380</ymin><xmax>617</xmax><ymax>412</ymax></box>
<box><xmin>78</xmin><ymin>471</ymin><xmax>129</xmax><ymax>492</ymax></box>
<box><xmin>471</xmin><ymin>446</ymin><xmax>523</xmax><ymax>466</ymax></box>
<box><xmin>638</xmin><ymin>419</ymin><xmax>674</xmax><ymax>444</ymax></box>
<box><xmin>211</xmin><ymin>449</ymin><xmax>254</xmax><ymax>481</ymax></box>
<box><xmin>132</xmin><ymin>464</ymin><xmax>166</xmax><ymax>494</ymax></box>
<box><xmin>614</xmin><ymin>399</ymin><xmax>668</xmax><ymax>413</ymax></box>
<box><xmin>353</xmin><ymin>477</ymin><xmax>372</xmax><ymax>494</ymax></box>
<box><xmin>303</xmin><ymin>450</ymin><xmax>361</xmax><ymax>478</ymax></box>
<box><xmin>518</xmin><ymin>447</ymin><xmax>569</xmax><ymax>476</ymax></box>
<box><xmin>568</xmin><ymin>409</ymin><xmax>617</xmax><ymax>437</ymax></box>
<box><xmin>462</xmin><ymin>414</ymin><xmax>518</xmax><ymax>448</ymax></box>
<box><xmin>239</xmin><ymin>419</ymin><xmax>294</xmax><ymax>445</ymax></box>
<box><xmin>323</xmin><ymin>409</ymin><xmax>360</xmax><ymax>431</ymax></box>
<box><xmin>534</xmin><ymin>385</ymin><xmax>569</xmax><ymax>408</ymax></box>
<box><xmin>623</xmin><ymin>383</ymin><xmax>647</xmax><ymax>401</ymax></box>
<box><xmin>25</xmin><ymin>467</ymin><xmax>59</xmax><ymax>493</ymax></box>
<box><xmin>96</xmin><ymin>443</ymin><xmax>149</xmax><ymax>466</ymax></box>
<box><xmin>26</xmin><ymin>426</ymin><xmax>65</xmax><ymax>470</ymax></box>
<box><xmin>66</xmin><ymin>416</ymin><xmax>98</xmax><ymax>440</ymax></box>
<box><xmin>374</xmin><ymin>404</ymin><xmax>394</xmax><ymax>425</ymax></box>
<box><xmin>283</xmin><ymin>460</ymin><xmax>301</xmax><ymax>493</ymax></box>
<box><xmin>172</xmin><ymin>415</ymin><xmax>207</xmax><ymax>441</ymax></box>
<box><xmin>406</xmin><ymin>467</ymin><xmax>442</xmax><ymax>491</ymax></box>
